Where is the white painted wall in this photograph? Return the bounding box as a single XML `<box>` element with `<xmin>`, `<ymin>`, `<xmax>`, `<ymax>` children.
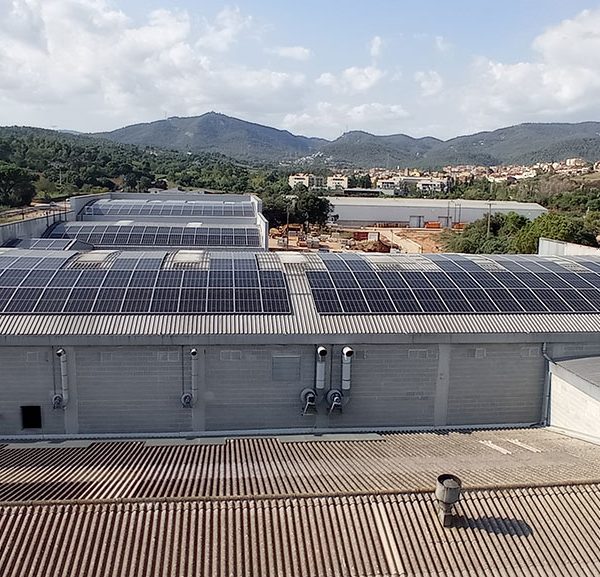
<box><xmin>538</xmin><ymin>238</ymin><xmax>600</xmax><ymax>256</ymax></box>
<box><xmin>550</xmin><ymin>369</ymin><xmax>600</xmax><ymax>441</ymax></box>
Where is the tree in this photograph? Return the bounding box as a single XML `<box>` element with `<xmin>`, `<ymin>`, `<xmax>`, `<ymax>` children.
<box><xmin>138</xmin><ymin>176</ymin><xmax>152</xmax><ymax>192</ymax></box>
<box><xmin>261</xmin><ymin>193</ymin><xmax>289</xmax><ymax>227</ymax></box>
<box><xmin>441</xmin><ymin>212</ymin><xmax>530</xmax><ymax>254</ymax></box>
<box><xmin>294</xmin><ymin>190</ymin><xmax>332</xmax><ymax>226</ymax></box>
<box><xmin>511</xmin><ymin>212</ymin><xmax>597</xmax><ymax>253</ymax></box>
<box><xmin>0</xmin><ymin>162</ymin><xmax>36</xmax><ymax>207</ymax></box>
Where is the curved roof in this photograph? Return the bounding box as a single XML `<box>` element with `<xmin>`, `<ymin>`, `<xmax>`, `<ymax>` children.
<box><xmin>2</xmin><ymin>249</ymin><xmax>600</xmax><ymax>338</ymax></box>
<box><xmin>45</xmin><ymin>222</ymin><xmax>263</xmax><ymax>249</ymax></box>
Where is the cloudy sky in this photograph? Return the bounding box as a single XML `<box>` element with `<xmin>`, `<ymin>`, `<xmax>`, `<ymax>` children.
<box><xmin>1</xmin><ymin>0</ymin><xmax>600</xmax><ymax>140</ymax></box>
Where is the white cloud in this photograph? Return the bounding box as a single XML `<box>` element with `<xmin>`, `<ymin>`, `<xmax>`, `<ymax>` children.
<box><xmin>282</xmin><ymin>102</ymin><xmax>408</xmax><ymax>138</ymax></box>
<box><xmin>462</xmin><ymin>8</ymin><xmax>600</xmax><ymax>128</ymax></box>
<box><xmin>414</xmin><ymin>70</ymin><xmax>444</xmax><ymax>97</ymax></box>
<box><xmin>435</xmin><ymin>35</ymin><xmax>451</xmax><ymax>52</ymax></box>
<box><xmin>273</xmin><ymin>45</ymin><xmax>311</xmax><ymax>61</ymax></box>
<box><xmin>369</xmin><ymin>35</ymin><xmax>382</xmax><ymax>58</ymax></box>
<box><xmin>0</xmin><ymin>1</ymin><xmax>306</xmax><ymax>130</ymax></box>
<box><xmin>196</xmin><ymin>6</ymin><xmax>252</xmax><ymax>52</ymax></box>
<box><xmin>317</xmin><ymin>66</ymin><xmax>385</xmax><ymax>93</ymax></box>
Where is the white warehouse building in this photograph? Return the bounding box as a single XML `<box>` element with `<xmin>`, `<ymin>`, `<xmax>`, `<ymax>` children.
<box><xmin>327</xmin><ymin>197</ymin><xmax>547</xmax><ymax>227</ymax></box>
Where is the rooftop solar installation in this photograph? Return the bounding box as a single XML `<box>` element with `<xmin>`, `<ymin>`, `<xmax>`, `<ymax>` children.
<box><xmin>46</xmin><ymin>223</ymin><xmax>262</xmax><ymax>248</ymax></box>
<box><xmin>307</xmin><ymin>253</ymin><xmax>600</xmax><ymax>315</ymax></box>
<box><xmin>0</xmin><ymin>251</ymin><xmax>290</xmax><ymax>315</ymax></box>
<box><xmin>83</xmin><ymin>199</ymin><xmax>256</xmax><ymax>217</ymax></box>
<box><xmin>3</xmin><ymin>238</ymin><xmax>84</xmax><ymax>250</ymax></box>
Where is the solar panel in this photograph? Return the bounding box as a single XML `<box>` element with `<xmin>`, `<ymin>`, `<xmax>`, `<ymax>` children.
<box><xmin>34</xmin><ymin>287</ymin><xmax>71</xmax><ymax>313</ymax></box>
<box><xmin>307</xmin><ymin>253</ymin><xmax>600</xmax><ymax>315</ymax></box>
<box><xmin>46</xmin><ymin>223</ymin><xmax>263</xmax><ymax>248</ymax></box>
<box><xmin>93</xmin><ymin>288</ymin><xmax>126</xmax><ymax>313</ymax></box>
<box><xmin>337</xmin><ymin>288</ymin><xmax>369</xmax><ymax>313</ymax></box>
<box><xmin>4</xmin><ymin>287</ymin><xmax>44</xmax><ymax>312</ymax></box>
<box><xmin>331</xmin><ymin>272</ymin><xmax>359</xmax><ymax>289</ymax></box>
<box><xmin>235</xmin><ymin>288</ymin><xmax>262</xmax><ymax>312</ymax></box>
<box><xmin>63</xmin><ymin>287</ymin><xmax>99</xmax><ymax>313</ymax></box>
<box><xmin>261</xmin><ymin>288</ymin><xmax>291</xmax><ymax>313</ymax></box>
<box><xmin>388</xmin><ymin>289</ymin><xmax>422</xmax><ymax>313</ymax></box>
<box><xmin>363</xmin><ymin>289</ymin><xmax>395</xmax><ymax>313</ymax></box>
<box><xmin>306</xmin><ymin>271</ymin><xmax>334</xmax><ymax>289</ymax></box>
<box><xmin>311</xmin><ymin>288</ymin><xmax>342</xmax><ymax>313</ymax></box>
<box><xmin>0</xmin><ymin>251</ymin><xmax>292</xmax><ymax>315</ymax></box>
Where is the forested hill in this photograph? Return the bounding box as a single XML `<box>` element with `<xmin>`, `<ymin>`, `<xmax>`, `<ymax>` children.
<box><xmin>94</xmin><ymin>114</ymin><xmax>600</xmax><ymax>167</ymax></box>
<box><xmin>96</xmin><ymin>112</ymin><xmax>326</xmax><ymax>165</ymax></box>
<box><xmin>0</xmin><ymin>126</ymin><xmax>272</xmax><ymax>195</ymax></box>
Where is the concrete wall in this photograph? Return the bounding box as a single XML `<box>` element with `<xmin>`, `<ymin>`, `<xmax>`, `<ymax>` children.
<box><xmin>0</xmin><ymin>347</ymin><xmax>64</xmax><ymax>435</ymax></box>
<box><xmin>327</xmin><ymin>198</ymin><xmax>546</xmax><ymax>227</ymax></box>
<box><xmin>0</xmin><ymin>341</ymin><xmax>549</xmax><ymax>436</ymax></box>
<box><xmin>74</xmin><ymin>346</ymin><xmax>190</xmax><ymax>434</ymax></box>
<box><xmin>205</xmin><ymin>345</ymin><xmax>315</xmax><ymax>430</ymax></box>
<box><xmin>0</xmin><ymin>211</ymin><xmax>72</xmax><ymax>246</ymax></box>
<box><xmin>550</xmin><ymin>369</ymin><xmax>600</xmax><ymax>442</ymax></box>
<box><xmin>329</xmin><ymin>345</ymin><xmax>438</xmax><ymax>428</ymax></box>
<box><xmin>538</xmin><ymin>238</ymin><xmax>600</xmax><ymax>257</ymax></box>
<box><xmin>447</xmin><ymin>344</ymin><xmax>545</xmax><ymax>426</ymax></box>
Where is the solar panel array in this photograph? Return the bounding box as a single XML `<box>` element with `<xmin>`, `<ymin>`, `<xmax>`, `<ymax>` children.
<box><xmin>83</xmin><ymin>200</ymin><xmax>256</xmax><ymax>217</ymax></box>
<box><xmin>46</xmin><ymin>223</ymin><xmax>262</xmax><ymax>248</ymax></box>
<box><xmin>307</xmin><ymin>253</ymin><xmax>600</xmax><ymax>315</ymax></box>
<box><xmin>0</xmin><ymin>252</ymin><xmax>290</xmax><ymax>315</ymax></box>
<box><xmin>3</xmin><ymin>238</ymin><xmax>81</xmax><ymax>250</ymax></box>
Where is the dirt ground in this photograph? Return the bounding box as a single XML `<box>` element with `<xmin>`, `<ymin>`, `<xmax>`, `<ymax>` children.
<box><xmin>269</xmin><ymin>226</ymin><xmax>446</xmax><ymax>253</ymax></box>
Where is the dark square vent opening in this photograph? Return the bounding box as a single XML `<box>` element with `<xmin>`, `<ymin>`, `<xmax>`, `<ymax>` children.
<box><xmin>21</xmin><ymin>405</ymin><xmax>42</xmax><ymax>429</ymax></box>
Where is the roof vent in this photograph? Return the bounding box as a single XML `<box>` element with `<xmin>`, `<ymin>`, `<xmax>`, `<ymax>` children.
<box><xmin>434</xmin><ymin>473</ymin><xmax>462</xmax><ymax>528</ymax></box>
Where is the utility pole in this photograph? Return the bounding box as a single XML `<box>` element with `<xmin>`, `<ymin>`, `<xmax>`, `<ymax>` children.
<box><xmin>486</xmin><ymin>202</ymin><xmax>492</xmax><ymax>238</ymax></box>
<box><xmin>286</xmin><ymin>202</ymin><xmax>290</xmax><ymax>249</ymax></box>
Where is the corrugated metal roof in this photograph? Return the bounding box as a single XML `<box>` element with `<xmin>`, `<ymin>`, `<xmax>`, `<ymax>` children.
<box><xmin>0</xmin><ymin>485</ymin><xmax>598</xmax><ymax>576</ymax></box>
<box><xmin>1</xmin><ymin>429</ymin><xmax>599</xmax><ymax>576</ymax></box>
<box><xmin>3</xmin><ymin>251</ymin><xmax>600</xmax><ymax>338</ymax></box>
<box><xmin>1</xmin><ymin>428</ymin><xmax>598</xmax><ymax>504</ymax></box>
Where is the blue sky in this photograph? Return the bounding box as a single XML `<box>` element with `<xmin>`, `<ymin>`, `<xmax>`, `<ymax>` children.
<box><xmin>1</xmin><ymin>1</ymin><xmax>600</xmax><ymax>139</ymax></box>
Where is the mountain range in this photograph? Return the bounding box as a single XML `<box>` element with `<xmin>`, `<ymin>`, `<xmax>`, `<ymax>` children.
<box><xmin>95</xmin><ymin>112</ymin><xmax>600</xmax><ymax>168</ymax></box>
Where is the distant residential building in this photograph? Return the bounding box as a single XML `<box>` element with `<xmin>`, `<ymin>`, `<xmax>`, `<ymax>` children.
<box><xmin>288</xmin><ymin>173</ymin><xmax>326</xmax><ymax>190</ymax></box>
<box><xmin>416</xmin><ymin>178</ymin><xmax>446</xmax><ymax>193</ymax></box>
<box><xmin>565</xmin><ymin>158</ymin><xmax>587</xmax><ymax>167</ymax></box>
<box><xmin>326</xmin><ymin>175</ymin><xmax>349</xmax><ymax>190</ymax></box>
<box><xmin>376</xmin><ymin>177</ymin><xmax>401</xmax><ymax>190</ymax></box>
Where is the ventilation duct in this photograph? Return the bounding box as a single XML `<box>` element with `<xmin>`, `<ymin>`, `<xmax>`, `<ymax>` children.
<box><xmin>434</xmin><ymin>473</ymin><xmax>462</xmax><ymax>528</ymax></box>
<box><xmin>54</xmin><ymin>348</ymin><xmax>69</xmax><ymax>408</ymax></box>
<box><xmin>300</xmin><ymin>388</ymin><xmax>317</xmax><ymax>415</ymax></box>
<box><xmin>190</xmin><ymin>348</ymin><xmax>199</xmax><ymax>405</ymax></box>
<box><xmin>315</xmin><ymin>346</ymin><xmax>328</xmax><ymax>390</ymax></box>
<box><xmin>341</xmin><ymin>346</ymin><xmax>354</xmax><ymax>391</ymax></box>
<box><xmin>326</xmin><ymin>389</ymin><xmax>343</xmax><ymax>414</ymax></box>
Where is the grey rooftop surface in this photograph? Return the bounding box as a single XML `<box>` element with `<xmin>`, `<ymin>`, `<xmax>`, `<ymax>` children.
<box><xmin>555</xmin><ymin>355</ymin><xmax>600</xmax><ymax>387</ymax></box>
<box><xmin>0</xmin><ymin>428</ymin><xmax>599</xmax><ymax>576</ymax></box>
<box><xmin>0</xmin><ymin>427</ymin><xmax>598</xmax><ymax>503</ymax></box>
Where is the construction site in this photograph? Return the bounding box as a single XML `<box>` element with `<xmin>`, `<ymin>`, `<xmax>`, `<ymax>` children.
<box><xmin>269</xmin><ymin>223</ymin><xmax>444</xmax><ymax>253</ymax></box>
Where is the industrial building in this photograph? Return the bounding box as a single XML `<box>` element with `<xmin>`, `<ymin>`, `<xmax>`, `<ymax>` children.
<box><xmin>1</xmin><ymin>202</ymin><xmax>600</xmax><ymax>575</ymax></box>
<box><xmin>42</xmin><ymin>193</ymin><xmax>269</xmax><ymax>251</ymax></box>
<box><xmin>0</xmin><ymin>249</ymin><xmax>600</xmax><ymax>437</ymax></box>
<box><xmin>327</xmin><ymin>196</ymin><xmax>547</xmax><ymax>227</ymax></box>
<box><xmin>1</xmin><ymin>192</ymin><xmax>268</xmax><ymax>252</ymax></box>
